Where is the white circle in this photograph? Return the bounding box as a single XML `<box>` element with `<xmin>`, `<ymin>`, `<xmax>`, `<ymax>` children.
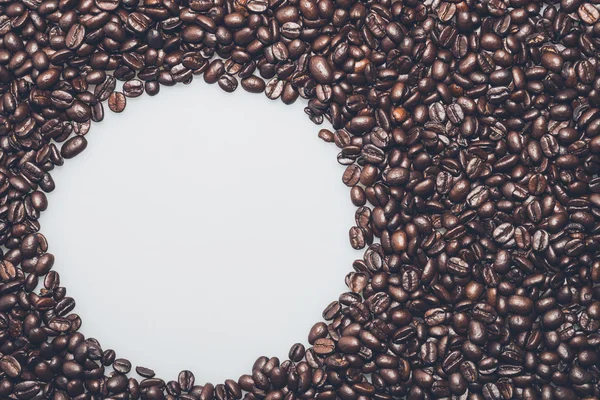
<box><xmin>40</xmin><ymin>80</ymin><xmax>359</xmax><ymax>384</ymax></box>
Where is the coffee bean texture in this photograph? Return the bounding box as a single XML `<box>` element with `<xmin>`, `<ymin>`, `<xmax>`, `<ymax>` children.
<box><xmin>1</xmin><ymin>0</ymin><xmax>600</xmax><ymax>399</ymax></box>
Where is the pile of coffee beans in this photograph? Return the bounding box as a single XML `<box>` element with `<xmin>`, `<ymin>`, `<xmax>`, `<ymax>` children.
<box><xmin>1</xmin><ymin>0</ymin><xmax>600</xmax><ymax>398</ymax></box>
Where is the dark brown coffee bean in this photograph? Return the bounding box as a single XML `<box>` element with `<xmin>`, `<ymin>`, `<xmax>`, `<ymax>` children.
<box><xmin>508</xmin><ymin>295</ymin><xmax>533</xmax><ymax>315</ymax></box>
<box><xmin>265</xmin><ymin>78</ymin><xmax>284</xmax><ymax>99</ymax></box>
<box><xmin>542</xmin><ymin>309</ymin><xmax>564</xmax><ymax>330</ymax></box>
<box><xmin>313</xmin><ymin>338</ymin><xmax>335</xmax><ymax>355</ymax></box>
<box><xmin>438</xmin><ymin>2</ymin><xmax>456</xmax><ymax>22</ymax></box>
<box><xmin>66</xmin><ymin>24</ymin><xmax>85</xmax><ymax>50</ymax></box>
<box><xmin>96</xmin><ymin>0</ymin><xmax>120</xmax><ymax>11</ymax></box>
<box><xmin>178</xmin><ymin>370</ymin><xmax>195</xmax><ymax>392</ymax></box>
<box><xmin>318</xmin><ymin>129</ymin><xmax>334</xmax><ymax>142</ymax></box>
<box><xmin>95</xmin><ymin>76</ymin><xmax>117</xmax><ymax>102</ymax></box>
<box><xmin>0</xmin><ymin>356</ymin><xmax>21</xmax><ymax>378</ymax></box>
<box><xmin>113</xmin><ymin>359</ymin><xmax>132</xmax><ymax>374</ymax></box>
<box><xmin>308</xmin><ymin>56</ymin><xmax>333</xmax><ymax>84</ymax></box>
<box><xmin>61</xmin><ymin>136</ymin><xmax>88</xmax><ymax>159</ymax></box>
<box><xmin>241</xmin><ymin>76</ymin><xmax>266</xmax><ymax>93</ymax></box>
<box><xmin>218</xmin><ymin>75</ymin><xmax>238</xmax><ymax>93</ymax></box>
<box><xmin>146</xmin><ymin>81</ymin><xmax>160</xmax><ymax>96</ymax></box>
<box><xmin>36</xmin><ymin>69</ymin><xmax>60</xmax><ymax>90</ymax></box>
<box><xmin>337</xmin><ymin>336</ymin><xmax>360</xmax><ymax>354</ymax></box>
<box><xmin>136</xmin><ymin>366</ymin><xmax>155</xmax><ymax>378</ymax></box>
<box><xmin>447</xmin><ymin>257</ymin><xmax>471</xmax><ymax>277</ymax></box>
<box><xmin>493</xmin><ymin>223</ymin><xmax>514</xmax><ymax>244</ymax></box>
<box><xmin>429</xmin><ymin>102</ymin><xmax>446</xmax><ymax>123</ymax></box>
<box><xmin>579</xmin><ymin>4</ymin><xmax>600</xmax><ymax>24</ymax></box>
<box><xmin>123</xmin><ymin>79</ymin><xmax>144</xmax><ymax>98</ymax></box>
<box><xmin>108</xmin><ymin>92</ymin><xmax>127</xmax><ymax>113</ymax></box>
<box><xmin>0</xmin><ymin>261</ymin><xmax>16</xmax><ymax>281</ymax></box>
<box><xmin>51</xmin><ymin>90</ymin><xmax>74</xmax><ymax>109</ymax></box>
<box><xmin>14</xmin><ymin>381</ymin><xmax>40</xmax><ymax>399</ymax></box>
<box><xmin>204</xmin><ymin>60</ymin><xmax>225</xmax><ymax>84</ymax></box>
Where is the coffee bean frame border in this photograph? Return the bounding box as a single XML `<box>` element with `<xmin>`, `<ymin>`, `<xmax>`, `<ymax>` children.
<box><xmin>1</xmin><ymin>0</ymin><xmax>600</xmax><ymax>399</ymax></box>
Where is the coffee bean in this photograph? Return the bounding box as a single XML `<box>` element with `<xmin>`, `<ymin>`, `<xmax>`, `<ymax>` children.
<box><xmin>542</xmin><ymin>309</ymin><xmax>564</xmax><ymax>330</ymax></box>
<box><xmin>0</xmin><ymin>356</ymin><xmax>21</xmax><ymax>378</ymax></box>
<box><xmin>447</xmin><ymin>257</ymin><xmax>471</xmax><ymax>277</ymax></box>
<box><xmin>493</xmin><ymin>223</ymin><xmax>515</xmax><ymax>244</ymax></box>
<box><xmin>508</xmin><ymin>295</ymin><xmax>533</xmax><ymax>315</ymax></box>
<box><xmin>322</xmin><ymin>301</ymin><xmax>341</xmax><ymax>320</ymax></box>
<box><xmin>51</xmin><ymin>90</ymin><xmax>74</xmax><ymax>109</ymax></box>
<box><xmin>14</xmin><ymin>381</ymin><xmax>40</xmax><ymax>399</ymax></box>
<box><xmin>265</xmin><ymin>78</ymin><xmax>284</xmax><ymax>99</ymax></box>
<box><xmin>318</xmin><ymin>129</ymin><xmax>334</xmax><ymax>142</ymax></box>
<box><xmin>446</xmin><ymin>103</ymin><xmax>464</xmax><ymax>124</ymax></box>
<box><xmin>107</xmin><ymin>374</ymin><xmax>128</xmax><ymax>393</ymax></box>
<box><xmin>95</xmin><ymin>76</ymin><xmax>117</xmax><ymax>102</ymax></box>
<box><xmin>308</xmin><ymin>56</ymin><xmax>333</xmax><ymax>84</ymax></box>
<box><xmin>96</xmin><ymin>0</ymin><xmax>120</xmax><ymax>11</ymax></box>
<box><xmin>466</xmin><ymin>185</ymin><xmax>489</xmax><ymax>208</ymax></box>
<box><xmin>429</xmin><ymin>102</ymin><xmax>446</xmax><ymax>123</ymax></box>
<box><xmin>438</xmin><ymin>2</ymin><xmax>456</xmax><ymax>22</ymax></box>
<box><xmin>36</xmin><ymin>69</ymin><xmax>60</xmax><ymax>90</ymax></box>
<box><xmin>532</xmin><ymin>229</ymin><xmax>549</xmax><ymax>251</ymax></box>
<box><xmin>123</xmin><ymin>79</ymin><xmax>144</xmax><ymax>98</ymax></box>
<box><xmin>514</xmin><ymin>226</ymin><xmax>530</xmax><ymax>249</ymax></box>
<box><xmin>204</xmin><ymin>60</ymin><xmax>225</xmax><ymax>84</ymax></box>
<box><xmin>113</xmin><ymin>358</ymin><xmax>132</xmax><ymax>374</ymax></box>
<box><xmin>135</xmin><ymin>366</ymin><xmax>155</xmax><ymax>378</ymax></box>
<box><xmin>218</xmin><ymin>75</ymin><xmax>238</xmax><ymax>93</ymax></box>
<box><xmin>579</xmin><ymin>4</ymin><xmax>600</xmax><ymax>24</ymax></box>
<box><xmin>241</xmin><ymin>76</ymin><xmax>266</xmax><ymax>93</ymax></box>
<box><xmin>108</xmin><ymin>92</ymin><xmax>127</xmax><ymax>113</ymax></box>
<box><xmin>61</xmin><ymin>136</ymin><xmax>88</xmax><ymax>159</ymax></box>
<box><xmin>146</xmin><ymin>81</ymin><xmax>160</xmax><ymax>96</ymax></box>
<box><xmin>337</xmin><ymin>336</ymin><xmax>360</xmax><ymax>354</ymax></box>
<box><xmin>313</xmin><ymin>338</ymin><xmax>335</xmax><ymax>355</ymax></box>
<box><xmin>66</xmin><ymin>24</ymin><xmax>85</xmax><ymax>50</ymax></box>
<box><xmin>178</xmin><ymin>370</ymin><xmax>195</xmax><ymax>392</ymax></box>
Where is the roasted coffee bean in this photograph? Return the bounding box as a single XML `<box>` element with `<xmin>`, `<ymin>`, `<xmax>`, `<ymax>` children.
<box><xmin>241</xmin><ymin>76</ymin><xmax>266</xmax><ymax>93</ymax></box>
<box><xmin>61</xmin><ymin>136</ymin><xmax>88</xmax><ymax>159</ymax></box>
<box><xmin>135</xmin><ymin>366</ymin><xmax>155</xmax><ymax>378</ymax></box>
<box><xmin>123</xmin><ymin>80</ymin><xmax>144</xmax><ymax>98</ymax></box>
<box><xmin>0</xmin><ymin>356</ymin><xmax>21</xmax><ymax>378</ymax></box>
<box><xmin>508</xmin><ymin>295</ymin><xmax>533</xmax><ymax>315</ymax></box>
<box><xmin>579</xmin><ymin>4</ymin><xmax>600</xmax><ymax>24</ymax></box>
<box><xmin>313</xmin><ymin>338</ymin><xmax>335</xmax><ymax>355</ymax></box>
<box><xmin>178</xmin><ymin>370</ymin><xmax>195</xmax><ymax>391</ymax></box>
<box><xmin>218</xmin><ymin>75</ymin><xmax>238</xmax><ymax>93</ymax></box>
<box><xmin>95</xmin><ymin>76</ymin><xmax>117</xmax><ymax>102</ymax></box>
<box><xmin>492</xmin><ymin>223</ymin><xmax>514</xmax><ymax>244</ymax></box>
<box><xmin>204</xmin><ymin>60</ymin><xmax>225</xmax><ymax>84</ymax></box>
<box><xmin>438</xmin><ymin>2</ymin><xmax>456</xmax><ymax>22</ymax></box>
<box><xmin>113</xmin><ymin>359</ymin><xmax>132</xmax><ymax>374</ymax></box>
<box><xmin>447</xmin><ymin>257</ymin><xmax>471</xmax><ymax>277</ymax></box>
<box><xmin>66</xmin><ymin>24</ymin><xmax>85</xmax><ymax>50</ymax></box>
<box><xmin>532</xmin><ymin>229</ymin><xmax>549</xmax><ymax>251</ymax></box>
<box><xmin>13</xmin><ymin>381</ymin><xmax>40</xmax><ymax>399</ymax></box>
<box><xmin>308</xmin><ymin>56</ymin><xmax>333</xmax><ymax>84</ymax></box>
<box><xmin>108</xmin><ymin>92</ymin><xmax>127</xmax><ymax>113</ymax></box>
<box><xmin>349</xmin><ymin>226</ymin><xmax>366</xmax><ymax>249</ymax></box>
<box><xmin>429</xmin><ymin>102</ymin><xmax>446</xmax><ymax>123</ymax></box>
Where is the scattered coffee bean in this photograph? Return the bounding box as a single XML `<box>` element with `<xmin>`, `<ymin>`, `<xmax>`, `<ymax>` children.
<box><xmin>108</xmin><ymin>92</ymin><xmax>127</xmax><ymax>113</ymax></box>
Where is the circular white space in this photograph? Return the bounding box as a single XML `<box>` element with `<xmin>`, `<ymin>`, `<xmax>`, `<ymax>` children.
<box><xmin>40</xmin><ymin>80</ymin><xmax>359</xmax><ymax>384</ymax></box>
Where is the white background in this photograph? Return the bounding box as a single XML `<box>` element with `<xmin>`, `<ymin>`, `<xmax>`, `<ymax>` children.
<box><xmin>39</xmin><ymin>80</ymin><xmax>359</xmax><ymax>384</ymax></box>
